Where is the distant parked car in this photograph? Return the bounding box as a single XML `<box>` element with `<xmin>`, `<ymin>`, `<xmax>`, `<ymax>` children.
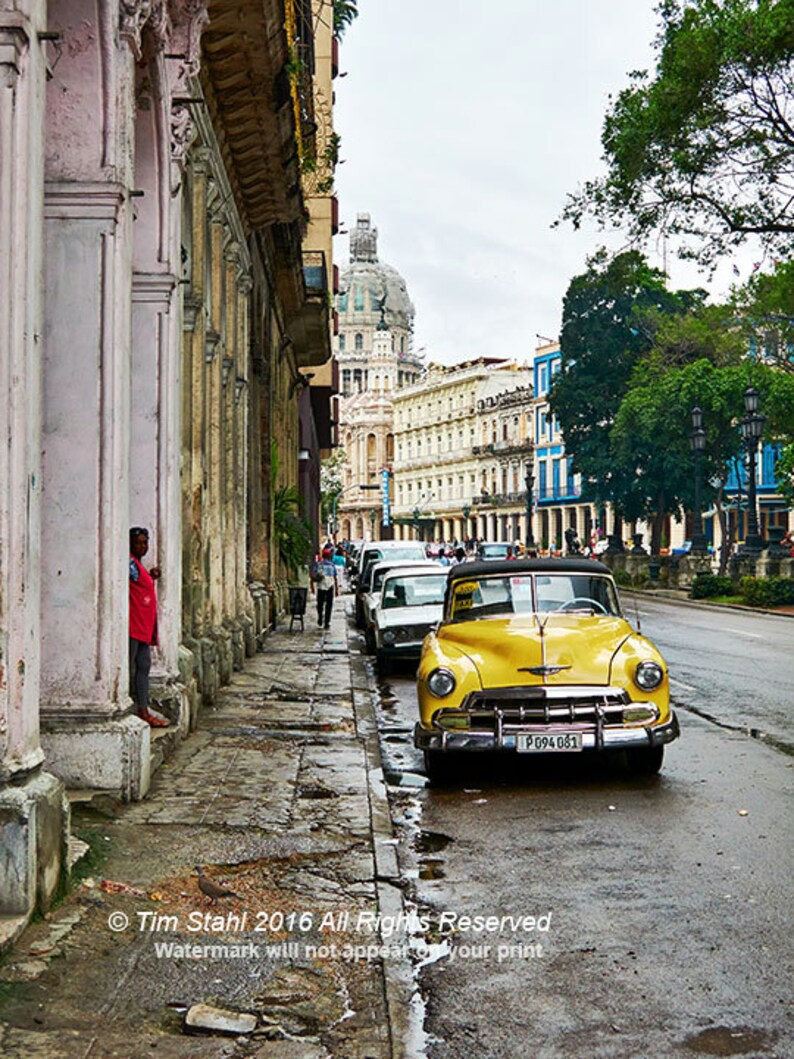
<box><xmin>415</xmin><ymin>558</ymin><xmax>679</xmax><ymax>781</ymax></box>
<box><xmin>476</xmin><ymin>542</ymin><xmax>511</xmax><ymax>561</ymax></box>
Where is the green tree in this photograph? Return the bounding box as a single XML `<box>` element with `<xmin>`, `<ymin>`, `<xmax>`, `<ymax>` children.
<box><xmin>333</xmin><ymin>0</ymin><xmax>359</xmax><ymax>39</ymax></box>
<box><xmin>732</xmin><ymin>260</ymin><xmax>794</xmax><ymax>372</ymax></box>
<box><xmin>559</xmin><ymin>0</ymin><xmax>794</xmax><ymax>266</ymax></box>
<box><xmin>320</xmin><ymin>448</ymin><xmax>348</xmax><ymax>532</ymax></box>
<box><xmin>271</xmin><ymin>441</ymin><xmax>313</xmax><ymax>575</ymax></box>
<box><xmin>614</xmin><ymin>357</ymin><xmax>794</xmax><ymax>562</ymax></box>
<box><xmin>613</xmin><ymin>360</ymin><xmax>748</xmax><ymax>563</ymax></box>
<box><xmin>548</xmin><ymin>250</ymin><xmax>700</xmax><ymax>535</ymax></box>
<box><xmin>775</xmin><ymin>445</ymin><xmax>794</xmax><ymax>504</ymax></box>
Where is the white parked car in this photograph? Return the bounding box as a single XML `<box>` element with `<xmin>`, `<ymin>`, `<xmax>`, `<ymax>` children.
<box><xmin>372</xmin><ymin>566</ymin><xmax>449</xmax><ymax>675</ymax></box>
<box><xmin>362</xmin><ymin>560</ymin><xmax>443</xmax><ymax>652</ymax></box>
<box><xmin>354</xmin><ymin>541</ymin><xmax>428</xmax><ymax>626</ymax></box>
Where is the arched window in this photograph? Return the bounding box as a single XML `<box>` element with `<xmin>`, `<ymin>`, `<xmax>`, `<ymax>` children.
<box><xmin>338</xmin><ymin>334</ymin><xmax>346</xmax><ymax>352</ymax></box>
<box><xmin>354</xmin><ymin>333</ymin><xmax>363</xmax><ymax>351</ymax></box>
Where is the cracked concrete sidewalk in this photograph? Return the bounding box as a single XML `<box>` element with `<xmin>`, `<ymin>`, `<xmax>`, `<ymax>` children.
<box><xmin>0</xmin><ymin>600</ymin><xmax>409</xmax><ymax>1059</ymax></box>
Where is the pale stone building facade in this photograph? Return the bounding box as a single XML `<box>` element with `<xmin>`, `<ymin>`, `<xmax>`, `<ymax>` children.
<box><xmin>391</xmin><ymin>360</ymin><xmax>534</xmax><ymax>543</ymax></box>
<box><xmin>335</xmin><ymin>215</ymin><xmax>422</xmax><ymax>539</ymax></box>
<box><xmin>0</xmin><ymin>0</ymin><xmax>335</xmax><ymax>944</ymax></box>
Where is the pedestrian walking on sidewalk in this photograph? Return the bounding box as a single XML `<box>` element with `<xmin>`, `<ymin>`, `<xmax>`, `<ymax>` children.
<box><xmin>332</xmin><ymin>544</ymin><xmax>347</xmax><ymax>591</ymax></box>
<box><xmin>312</xmin><ymin>547</ymin><xmax>339</xmax><ymax>629</ymax></box>
<box><xmin>129</xmin><ymin>527</ymin><xmax>169</xmax><ymax>727</ymax></box>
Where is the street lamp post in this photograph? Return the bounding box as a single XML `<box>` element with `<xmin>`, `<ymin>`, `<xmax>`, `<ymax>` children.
<box><xmin>689</xmin><ymin>406</ymin><xmax>708</xmax><ymax>555</ymax></box>
<box><xmin>462</xmin><ymin>504</ymin><xmax>471</xmax><ymax>543</ymax></box>
<box><xmin>524</xmin><ymin>463</ymin><xmax>536</xmax><ymax>552</ymax></box>
<box><xmin>739</xmin><ymin>387</ymin><xmax>765</xmax><ymax>554</ymax></box>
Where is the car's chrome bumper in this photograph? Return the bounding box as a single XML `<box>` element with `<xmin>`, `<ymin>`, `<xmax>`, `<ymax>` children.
<box><xmin>414</xmin><ymin>711</ymin><xmax>680</xmax><ymax>753</ymax></box>
<box><xmin>379</xmin><ymin>641</ymin><xmax>423</xmax><ymax>657</ymax></box>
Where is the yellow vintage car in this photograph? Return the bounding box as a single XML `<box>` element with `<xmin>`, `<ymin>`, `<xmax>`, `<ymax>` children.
<box><xmin>415</xmin><ymin>558</ymin><xmax>679</xmax><ymax>780</ymax></box>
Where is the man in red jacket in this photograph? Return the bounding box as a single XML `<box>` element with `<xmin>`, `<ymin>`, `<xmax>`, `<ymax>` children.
<box><xmin>129</xmin><ymin>527</ymin><xmax>169</xmax><ymax>727</ymax></box>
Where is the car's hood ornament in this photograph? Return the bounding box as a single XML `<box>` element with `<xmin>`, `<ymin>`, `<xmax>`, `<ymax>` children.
<box><xmin>520</xmin><ymin>664</ymin><xmax>572</xmax><ymax>676</ymax></box>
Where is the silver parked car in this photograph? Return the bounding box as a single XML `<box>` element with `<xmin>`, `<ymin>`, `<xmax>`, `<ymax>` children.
<box><xmin>373</xmin><ymin>566</ymin><xmax>449</xmax><ymax>675</ymax></box>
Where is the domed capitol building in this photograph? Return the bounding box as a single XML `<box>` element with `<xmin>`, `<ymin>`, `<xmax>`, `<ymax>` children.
<box><xmin>335</xmin><ymin>214</ymin><xmax>424</xmax><ymax>539</ymax></box>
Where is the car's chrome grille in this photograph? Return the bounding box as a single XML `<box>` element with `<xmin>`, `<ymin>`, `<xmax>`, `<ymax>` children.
<box><xmin>455</xmin><ymin>687</ymin><xmax>629</xmax><ymax>728</ymax></box>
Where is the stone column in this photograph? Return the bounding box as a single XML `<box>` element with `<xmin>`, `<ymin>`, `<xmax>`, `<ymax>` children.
<box><xmin>221</xmin><ymin>243</ymin><xmax>242</xmax><ymax>665</ymax></box>
<box><xmin>0</xmin><ymin>0</ymin><xmax>69</xmax><ymax>932</ymax></box>
<box><xmin>38</xmin><ymin>3</ymin><xmax>149</xmax><ymax>800</ymax></box>
<box><xmin>130</xmin><ymin>271</ymin><xmax>189</xmax><ymax>730</ymax></box>
<box><xmin>235</xmin><ymin>273</ymin><xmax>254</xmax><ymax>656</ymax></box>
<box><xmin>206</xmin><ymin>199</ymin><xmax>233</xmax><ymax>680</ymax></box>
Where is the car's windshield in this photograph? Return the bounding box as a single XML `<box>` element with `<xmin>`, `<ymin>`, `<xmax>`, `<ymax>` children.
<box><xmin>382</xmin><ymin>573</ymin><xmax>448</xmax><ymax>609</ymax></box>
<box><xmin>362</xmin><ymin>547</ymin><xmax>425</xmax><ymax>581</ymax></box>
<box><xmin>479</xmin><ymin>544</ymin><xmax>509</xmax><ymax>559</ymax></box>
<box><xmin>373</xmin><ymin>565</ymin><xmax>426</xmax><ymax>591</ymax></box>
<box><xmin>447</xmin><ymin>574</ymin><xmax>620</xmax><ymax>622</ymax></box>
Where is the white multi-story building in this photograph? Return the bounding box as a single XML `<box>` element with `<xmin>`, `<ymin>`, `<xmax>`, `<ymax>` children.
<box><xmin>335</xmin><ymin>215</ymin><xmax>423</xmax><ymax>539</ymax></box>
<box><xmin>391</xmin><ymin>360</ymin><xmax>534</xmax><ymax>542</ymax></box>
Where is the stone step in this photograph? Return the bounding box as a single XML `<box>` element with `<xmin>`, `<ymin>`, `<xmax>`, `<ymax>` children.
<box><xmin>149</xmin><ymin>723</ymin><xmax>180</xmax><ymax>774</ymax></box>
<box><xmin>66</xmin><ymin>719</ymin><xmax>183</xmax><ymax>808</ymax></box>
<box><xmin>0</xmin><ymin>915</ymin><xmax>28</xmax><ymax>953</ymax></box>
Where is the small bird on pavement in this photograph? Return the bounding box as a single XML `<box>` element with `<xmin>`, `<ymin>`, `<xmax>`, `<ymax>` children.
<box><xmin>195</xmin><ymin>865</ymin><xmax>239</xmax><ymax>905</ymax></box>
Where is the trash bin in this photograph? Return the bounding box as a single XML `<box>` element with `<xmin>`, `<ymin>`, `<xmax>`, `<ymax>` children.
<box><xmin>288</xmin><ymin>586</ymin><xmax>308</xmax><ymax>631</ymax></box>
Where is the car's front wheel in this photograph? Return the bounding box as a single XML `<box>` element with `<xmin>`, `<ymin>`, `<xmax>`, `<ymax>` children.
<box><xmin>625</xmin><ymin>745</ymin><xmax>664</xmax><ymax>775</ymax></box>
<box><xmin>423</xmin><ymin>749</ymin><xmax>459</xmax><ymax>785</ymax></box>
<box><xmin>376</xmin><ymin>651</ymin><xmax>392</xmax><ymax>676</ymax></box>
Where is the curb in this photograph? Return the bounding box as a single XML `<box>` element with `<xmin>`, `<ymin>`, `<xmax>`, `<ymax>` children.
<box><xmin>346</xmin><ymin>611</ymin><xmax>414</xmax><ymax>1059</ymax></box>
<box><xmin>624</xmin><ymin>588</ymin><xmax>794</xmax><ymax>619</ymax></box>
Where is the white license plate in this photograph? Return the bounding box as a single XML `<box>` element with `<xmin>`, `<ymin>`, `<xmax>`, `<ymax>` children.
<box><xmin>516</xmin><ymin>732</ymin><xmax>583</xmax><ymax>753</ymax></box>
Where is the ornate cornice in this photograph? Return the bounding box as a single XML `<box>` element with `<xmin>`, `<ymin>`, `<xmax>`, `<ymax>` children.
<box><xmin>120</xmin><ymin>0</ymin><xmax>153</xmax><ymax>60</ymax></box>
<box><xmin>0</xmin><ymin>19</ymin><xmax>29</xmax><ymax>87</ymax></box>
<box><xmin>166</xmin><ymin>0</ymin><xmax>209</xmax><ymax>164</ymax></box>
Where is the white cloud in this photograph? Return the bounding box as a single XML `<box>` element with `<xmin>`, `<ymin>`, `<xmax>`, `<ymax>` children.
<box><xmin>334</xmin><ymin>0</ymin><xmax>762</xmax><ymax>363</ymax></box>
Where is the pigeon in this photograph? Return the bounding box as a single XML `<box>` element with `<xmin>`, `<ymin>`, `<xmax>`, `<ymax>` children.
<box><xmin>195</xmin><ymin>865</ymin><xmax>239</xmax><ymax>904</ymax></box>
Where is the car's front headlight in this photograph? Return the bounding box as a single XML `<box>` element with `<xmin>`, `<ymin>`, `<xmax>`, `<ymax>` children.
<box><xmin>634</xmin><ymin>660</ymin><xmax>664</xmax><ymax>691</ymax></box>
<box><xmin>426</xmin><ymin>668</ymin><xmax>456</xmax><ymax>698</ymax></box>
<box><xmin>382</xmin><ymin>629</ymin><xmax>396</xmax><ymax>644</ymax></box>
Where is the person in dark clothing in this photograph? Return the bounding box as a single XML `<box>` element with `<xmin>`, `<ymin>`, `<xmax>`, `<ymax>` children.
<box><xmin>311</xmin><ymin>547</ymin><xmax>339</xmax><ymax>629</ymax></box>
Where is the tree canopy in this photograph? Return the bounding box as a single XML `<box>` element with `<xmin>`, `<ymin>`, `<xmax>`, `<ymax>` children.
<box><xmin>732</xmin><ymin>259</ymin><xmax>794</xmax><ymax>371</ymax></box>
<box><xmin>333</xmin><ymin>0</ymin><xmax>359</xmax><ymax>39</ymax></box>
<box><xmin>558</xmin><ymin>0</ymin><xmax>794</xmax><ymax>266</ymax></box>
<box><xmin>548</xmin><ymin>250</ymin><xmax>701</xmax><ymax>520</ymax></box>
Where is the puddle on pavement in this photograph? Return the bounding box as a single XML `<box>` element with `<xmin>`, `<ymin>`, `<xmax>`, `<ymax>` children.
<box><xmin>415</xmin><ymin>830</ymin><xmax>453</xmax><ymax>855</ymax></box>
<box><xmin>683</xmin><ymin>1026</ymin><xmax>777</xmax><ymax>1055</ymax></box>
<box><xmin>418</xmin><ymin>858</ymin><xmax>446</xmax><ymax>880</ymax></box>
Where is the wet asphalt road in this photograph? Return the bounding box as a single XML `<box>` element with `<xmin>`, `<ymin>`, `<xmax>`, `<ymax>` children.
<box><xmin>625</xmin><ymin>595</ymin><xmax>793</xmax><ymax>754</ymax></box>
<box><xmin>361</xmin><ymin>602</ymin><xmax>794</xmax><ymax>1059</ymax></box>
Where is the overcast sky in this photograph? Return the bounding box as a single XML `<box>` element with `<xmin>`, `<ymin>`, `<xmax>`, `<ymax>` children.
<box><xmin>332</xmin><ymin>0</ymin><xmax>753</xmax><ymax>365</ymax></box>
